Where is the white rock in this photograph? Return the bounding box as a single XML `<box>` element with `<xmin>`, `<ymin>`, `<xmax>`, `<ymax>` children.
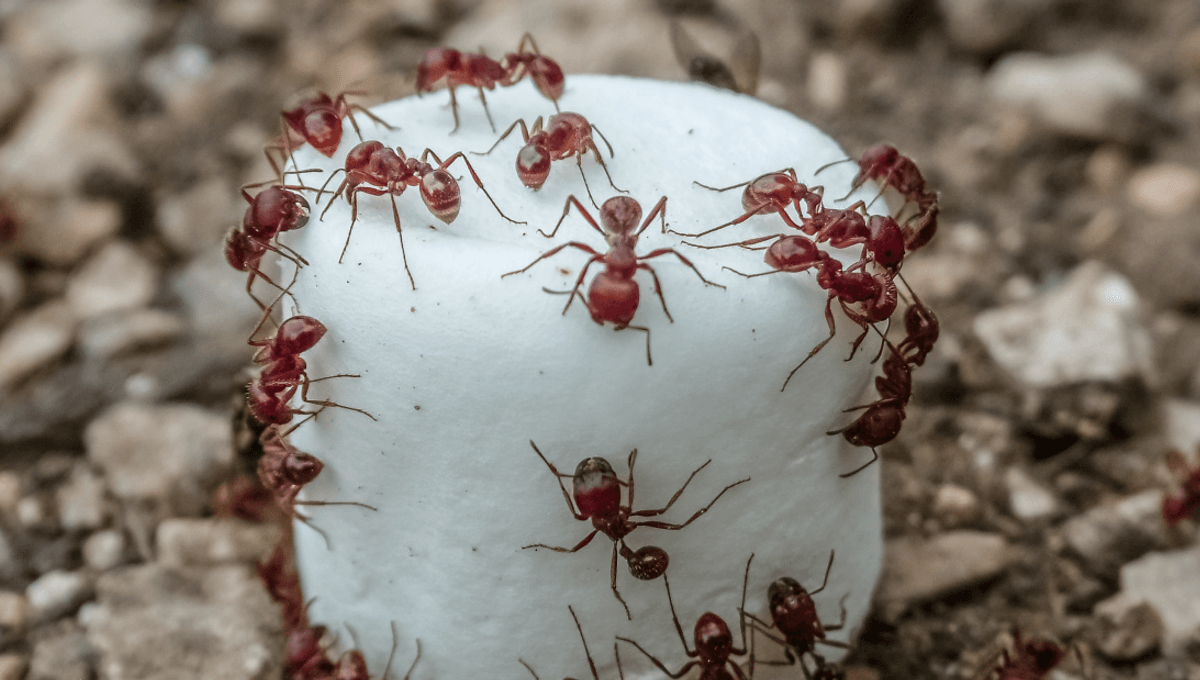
<box><xmin>973</xmin><ymin>261</ymin><xmax>1154</xmax><ymax>388</ymax></box>
<box><xmin>65</xmin><ymin>241</ymin><xmax>158</xmax><ymax>320</ymax></box>
<box><xmin>1005</xmin><ymin>467</ymin><xmax>1060</xmax><ymax>521</ymax></box>
<box><xmin>82</xmin><ymin>530</ymin><xmax>127</xmax><ymax>571</ymax></box>
<box><xmin>55</xmin><ymin>465</ymin><xmax>108</xmax><ymax>531</ymax></box>
<box><xmin>0</xmin><ymin>301</ymin><xmax>77</xmax><ymax>392</ymax></box>
<box><xmin>27</xmin><ymin>621</ymin><xmax>92</xmax><ymax>680</ymax></box>
<box><xmin>1115</xmin><ymin>547</ymin><xmax>1200</xmax><ymax>657</ymax></box>
<box><xmin>25</xmin><ymin>570</ymin><xmax>91</xmax><ymax>623</ymax></box>
<box><xmin>15</xmin><ymin>496</ymin><xmax>44</xmax><ymax>529</ymax></box>
<box><xmin>933</xmin><ymin>484</ymin><xmax>980</xmax><ymax>520</ymax></box>
<box><xmin>156</xmin><ymin>518</ymin><xmax>280</xmax><ymax>567</ymax></box>
<box><xmin>282</xmin><ymin>76</ymin><xmax>887</xmax><ymax>680</ymax></box>
<box><xmin>85</xmin><ymin>402</ymin><xmax>234</xmax><ymax>516</ymax></box>
<box><xmin>808</xmin><ymin>52</ymin><xmax>847</xmax><ymax>112</ymax></box>
<box><xmin>1126</xmin><ymin>163</ymin><xmax>1200</xmax><ymax>219</ymax></box>
<box><xmin>79</xmin><ymin>309</ymin><xmax>186</xmax><ymax>361</ymax></box>
<box><xmin>987</xmin><ymin>51</ymin><xmax>1148</xmax><ymax>140</ymax></box>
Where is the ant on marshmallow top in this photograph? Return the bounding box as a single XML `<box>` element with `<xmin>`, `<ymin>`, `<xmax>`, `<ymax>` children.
<box><xmin>319</xmin><ymin>140</ymin><xmax>524</xmax><ymax>289</ymax></box>
<box><xmin>503</xmin><ymin>195</ymin><xmax>724</xmax><ymax>366</ymax></box>
<box><xmin>523</xmin><ymin>441</ymin><xmax>749</xmax><ymax>619</ymax></box>
<box><xmin>265</xmin><ymin>91</ymin><xmax>395</xmax><ymax>179</ymax></box>
<box><xmin>478</xmin><ymin>112</ymin><xmax>624</xmax><ymax>208</ymax></box>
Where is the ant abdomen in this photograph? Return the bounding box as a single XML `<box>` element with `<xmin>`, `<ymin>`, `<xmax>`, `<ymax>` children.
<box><xmin>626</xmin><ymin>545</ymin><xmax>668</xmax><ymax>580</ymax></box>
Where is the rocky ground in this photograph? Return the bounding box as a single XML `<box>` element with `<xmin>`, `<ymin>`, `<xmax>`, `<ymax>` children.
<box><xmin>0</xmin><ymin>0</ymin><xmax>1199</xmax><ymax>678</ymax></box>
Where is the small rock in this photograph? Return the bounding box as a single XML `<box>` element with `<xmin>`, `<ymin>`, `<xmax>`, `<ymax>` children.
<box><xmin>156</xmin><ymin>518</ymin><xmax>281</xmax><ymax>567</ymax></box>
<box><xmin>25</xmin><ymin>570</ymin><xmax>92</xmax><ymax>624</ymax></box>
<box><xmin>0</xmin><ymin>590</ymin><xmax>28</xmax><ymax>645</ymax></box>
<box><xmin>1093</xmin><ymin>594</ymin><xmax>1164</xmax><ymax>660</ymax></box>
<box><xmin>0</xmin><ymin>259</ymin><xmax>22</xmax><ymax>322</ymax></box>
<box><xmin>1005</xmin><ymin>467</ymin><xmax>1061</xmax><ymax>521</ymax></box>
<box><xmin>1114</xmin><ymin>547</ymin><xmax>1200</xmax><ymax>658</ymax></box>
<box><xmin>1126</xmin><ymin>164</ymin><xmax>1200</xmax><ymax>219</ymax></box>
<box><xmin>15</xmin><ymin>496</ymin><xmax>46</xmax><ymax>530</ymax></box>
<box><xmin>7</xmin><ymin>0</ymin><xmax>152</xmax><ymax>66</ymax></box>
<box><xmin>82</xmin><ymin>530</ymin><xmax>127</xmax><ymax>571</ymax></box>
<box><xmin>173</xmin><ymin>249</ymin><xmax>266</xmax><ymax>341</ymax></box>
<box><xmin>835</xmin><ymin>0</ymin><xmax>904</xmax><ymax>40</ymax></box>
<box><xmin>28</xmin><ymin>620</ymin><xmax>93</xmax><ymax>680</ymax></box>
<box><xmin>0</xmin><ymin>472</ymin><xmax>18</xmax><ymax>517</ymax></box>
<box><xmin>1165</xmin><ymin>400</ymin><xmax>1200</xmax><ymax>453</ymax></box>
<box><xmin>973</xmin><ymin>261</ymin><xmax>1154</xmax><ymax>389</ymax></box>
<box><xmin>86</xmin><ymin>564</ymin><xmax>284</xmax><ymax>680</ymax></box>
<box><xmin>16</xmin><ymin>198</ymin><xmax>123</xmax><ymax>267</ymax></box>
<box><xmin>1060</xmin><ymin>490</ymin><xmax>1171</xmax><ymax>577</ymax></box>
<box><xmin>65</xmin><ymin>241</ymin><xmax>159</xmax><ymax>320</ymax></box>
<box><xmin>85</xmin><ymin>402</ymin><xmax>235</xmax><ymax>516</ymax></box>
<box><xmin>807</xmin><ymin>52</ymin><xmax>846</xmax><ymax>112</ymax></box>
<box><xmin>0</xmin><ymin>301</ymin><xmax>78</xmax><ymax>392</ymax></box>
<box><xmin>0</xmin><ymin>655</ymin><xmax>26</xmax><ymax>680</ymax></box>
<box><xmin>55</xmin><ymin>464</ymin><xmax>108</xmax><ymax>531</ymax></box>
<box><xmin>876</xmin><ymin>531</ymin><xmax>1017</xmax><ymax>616</ymax></box>
<box><xmin>156</xmin><ymin>178</ymin><xmax>239</xmax><ymax>257</ymax></box>
<box><xmin>987</xmin><ymin>51</ymin><xmax>1148</xmax><ymax>141</ymax></box>
<box><xmin>932</xmin><ymin>484</ymin><xmax>980</xmax><ymax>521</ymax></box>
<box><xmin>938</xmin><ymin>0</ymin><xmax>1038</xmax><ymax>53</ymax></box>
<box><xmin>79</xmin><ymin>309</ymin><xmax>186</xmax><ymax>361</ymax></box>
<box><xmin>1086</xmin><ymin>145</ymin><xmax>1131</xmax><ymax>193</ymax></box>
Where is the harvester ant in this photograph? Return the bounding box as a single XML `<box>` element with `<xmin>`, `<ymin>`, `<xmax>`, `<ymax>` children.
<box><xmin>825</xmin><ymin>338</ymin><xmax>910</xmax><ymax>477</ymax></box>
<box><xmin>1163</xmin><ymin>447</ymin><xmax>1200</xmax><ymax>525</ymax></box>
<box><xmin>502</xmin><ymin>196</ymin><xmax>724</xmax><ymax>366</ymax></box>
<box><xmin>617</xmin><ymin>555</ymin><xmax>753</xmax><ymax>680</ymax></box>
<box><xmin>501</xmin><ymin>33</ymin><xmax>566</xmax><ymax>107</ymax></box>
<box><xmin>478</xmin><ymin>112</ymin><xmax>623</xmax><ymax>208</ymax></box>
<box><xmin>743</xmin><ymin>551</ymin><xmax>848</xmax><ymax>680</ymax></box>
<box><xmin>820</xmin><ymin>144</ymin><xmax>939</xmax><ymax>252</ymax></box>
<box><xmin>265</xmin><ymin>91</ymin><xmax>395</xmax><ymax>178</ymax></box>
<box><xmin>523</xmin><ymin>441</ymin><xmax>749</xmax><ymax>619</ymax></box>
<box><xmin>224</xmin><ymin>181</ymin><xmax>313</xmax><ymax>309</ymax></box>
<box><xmin>319</xmin><ymin>140</ymin><xmax>524</xmax><ymax>288</ymax></box>
<box><xmin>679</xmin><ymin>170</ymin><xmax>824</xmax><ymax>239</ymax></box>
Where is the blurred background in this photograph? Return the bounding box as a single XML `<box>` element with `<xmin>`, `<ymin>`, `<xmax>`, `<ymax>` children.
<box><xmin>0</xmin><ymin>0</ymin><xmax>1198</xmax><ymax>678</ymax></box>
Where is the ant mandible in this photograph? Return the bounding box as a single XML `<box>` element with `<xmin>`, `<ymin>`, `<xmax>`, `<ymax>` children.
<box><xmin>478</xmin><ymin>112</ymin><xmax>624</xmax><ymax>208</ymax></box>
<box><xmin>416</xmin><ymin>46</ymin><xmax>509</xmax><ymax>133</ymax></box>
<box><xmin>743</xmin><ymin>550</ymin><xmax>849</xmax><ymax>680</ymax></box>
<box><xmin>523</xmin><ymin>441</ymin><xmax>749</xmax><ymax>619</ymax></box>
<box><xmin>678</xmin><ymin>170</ymin><xmax>825</xmax><ymax>239</ymax></box>
<box><xmin>501</xmin><ymin>33</ymin><xmax>566</xmax><ymax>107</ymax></box>
<box><xmin>617</xmin><ymin>555</ymin><xmax>753</xmax><ymax>680</ymax></box>
<box><xmin>265</xmin><ymin>91</ymin><xmax>395</xmax><ymax>179</ymax></box>
<box><xmin>320</xmin><ymin>140</ymin><xmax>525</xmax><ymax>289</ymax></box>
<box><xmin>502</xmin><ymin>195</ymin><xmax>724</xmax><ymax>366</ymax></box>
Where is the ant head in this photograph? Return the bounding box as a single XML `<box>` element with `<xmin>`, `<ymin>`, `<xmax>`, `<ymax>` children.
<box><xmin>626</xmin><ymin>545</ymin><xmax>668</xmax><ymax>581</ymax></box>
<box><xmin>224</xmin><ymin>229</ymin><xmax>265</xmax><ymax>271</ymax></box>
<box><xmin>904</xmin><ymin>301</ymin><xmax>938</xmax><ymax>338</ymax></box>
<box><xmin>1022</xmin><ymin>638</ymin><xmax>1067</xmax><ymax>671</ymax></box>
<box><xmin>768</xmin><ymin>577</ymin><xmax>806</xmax><ymax>608</ymax></box>
<box><xmin>516</xmin><ymin>144</ymin><xmax>551</xmax><ymax>188</ymax></box>
<box><xmin>274</xmin><ymin>316</ymin><xmax>327</xmax><ymax>356</ymax></box>
<box><xmin>571</xmin><ymin>457</ymin><xmax>621</xmax><ymax>518</ymax></box>
<box><xmin>599</xmin><ymin>196</ymin><xmax>642</xmax><ymax>235</ymax></box>
<box><xmin>416</xmin><ymin>47</ymin><xmax>462</xmax><ymax>91</ymax></box>
<box><xmin>284</xmin><ymin>450</ymin><xmax>324</xmax><ymax>486</ymax></box>
<box><xmin>859</xmin><ymin>144</ymin><xmax>899</xmax><ymax>172</ymax></box>
<box><xmin>693</xmin><ymin>613</ymin><xmax>733</xmax><ymax>663</ymax></box>
<box><xmin>420</xmin><ymin>169</ymin><xmax>462</xmax><ymax>224</ymax></box>
<box><xmin>530</xmin><ymin>57</ymin><xmax>565</xmax><ymax>100</ymax></box>
<box><xmin>285</xmin><ymin>625</ymin><xmax>329</xmax><ymax>674</ymax></box>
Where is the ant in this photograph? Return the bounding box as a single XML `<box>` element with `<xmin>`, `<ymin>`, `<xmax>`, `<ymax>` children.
<box><xmin>894</xmin><ymin>291</ymin><xmax>938</xmax><ymax>367</ymax></box>
<box><xmin>523</xmin><ymin>441</ymin><xmax>749</xmax><ymax>619</ymax></box>
<box><xmin>319</xmin><ymin>140</ymin><xmax>524</xmax><ymax>288</ymax></box>
<box><xmin>501</xmin><ymin>33</ymin><xmax>566</xmax><ymax>108</ymax></box>
<box><xmin>820</xmin><ymin>145</ymin><xmax>939</xmax><ymax>253</ymax></box>
<box><xmin>519</xmin><ymin>606</ymin><xmax>616</xmax><ymax>680</ymax></box>
<box><xmin>265</xmin><ymin>91</ymin><xmax>395</xmax><ymax>179</ymax></box>
<box><xmin>825</xmin><ymin>338</ymin><xmax>911</xmax><ymax>477</ymax></box>
<box><xmin>669</xmin><ymin>21</ymin><xmax>761</xmax><ymax>96</ymax></box>
<box><xmin>225</xmin><ymin>180</ymin><xmax>314</xmax><ymax>309</ymax></box>
<box><xmin>678</xmin><ymin>170</ymin><xmax>825</xmax><ymax>239</ymax></box>
<box><xmin>502</xmin><ymin>195</ymin><xmax>724</xmax><ymax>366</ymax></box>
<box><xmin>617</xmin><ymin>555</ymin><xmax>753</xmax><ymax>680</ymax></box>
<box><xmin>1163</xmin><ymin>447</ymin><xmax>1200</xmax><ymax>525</ymax></box>
<box><xmin>984</xmin><ymin>629</ymin><xmax>1080</xmax><ymax>680</ymax></box>
<box><xmin>256</xmin><ymin>540</ymin><xmax>305</xmax><ymax>629</ymax></box>
<box><xmin>742</xmin><ymin>551</ymin><xmax>848</xmax><ymax>680</ymax></box>
<box><xmin>416</xmin><ymin>46</ymin><xmax>509</xmax><ymax>133</ymax></box>
<box><xmin>478</xmin><ymin>112</ymin><xmax>623</xmax><ymax>208</ymax></box>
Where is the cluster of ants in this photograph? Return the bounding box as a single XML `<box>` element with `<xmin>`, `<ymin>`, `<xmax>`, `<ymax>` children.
<box><xmin>212</xmin><ymin>30</ymin><xmax>1081</xmax><ymax>680</ymax></box>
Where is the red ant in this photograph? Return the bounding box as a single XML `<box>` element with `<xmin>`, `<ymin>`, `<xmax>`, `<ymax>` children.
<box><xmin>416</xmin><ymin>46</ymin><xmax>509</xmax><ymax>133</ymax></box>
<box><xmin>678</xmin><ymin>170</ymin><xmax>825</xmax><ymax>239</ymax></box>
<box><xmin>821</xmin><ymin>145</ymin><xmax>939</xmax><ymax>253</ymax></box>
<box><xmin>265</xmin><ymin>91</ymin><xmax>395</xmax><ymax>178</ymax></box>
<box><xmin>825</xmin><ymin>339</ymin><xmax>911</xmax><ymax>477</ymax></box>
<box><xmin>617</xmin><ymin>555</ymin><xmax>753</xmax><ymax>680</ymax></box>
<box><xmin>256</xmin><ymin>539</ymin><xmax>305</xmax><ymax>629</ymax></box>
<box><xmin>519</xmin><ymin>606</ymin><xmax>614</xmax><ymax>680</ymax></box>
<box><xmin>225</xmin><ymin>181</ymin><xmax>313</xmax><ymax>309</ymax></box>
<box><xmin>743</xmin><ymin>551</ymin><xmax>848</xmax><ymax>680</ymax></box>
<box><xmin>319</xmin><ymin>140</ymin><xmax>524</xmax><ymax>288</ymax></box>
<box><xmin>894</xmin><ymin>292</ymin><xmax>938</xmax><ymax>367</ymax></box>
<box><xmin>502</xmin><ymin>195</ymin><xmax>724</xmax><ymax>366</ymax></box>
<box><xmin>501</xmin><ymin>33</ymin><xmax>566</xmax><ymax>107</ymax></box>
<box><xmin>984</xmin><ymin>630</ymin><xmax>1079</xmax><ymax>680</ymax></box>
<box><xmin>1163</xmin><ymin>447</ymin><xmax>1200</xmax><ymax>525</ymax></box>
<box><xmin>478</xmin><ymin>112</ymin><xmax>623</xmax><ymax>208</ymax></box>
<box><xmin>523</xmin><ymin>441</ymin><xmax>749</xmax><ymax>619</ymax></box>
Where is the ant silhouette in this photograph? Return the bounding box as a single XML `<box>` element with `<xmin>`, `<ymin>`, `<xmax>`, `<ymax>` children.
<box><xmin>319</xmin><ymin>140</ymin><xmax>524</xmax><ymax>289</ymax></box>
<box><xmin>478</xmin><ymin>112</ymin><xmax>623</xmax><ymax>208</ymax></box>
<box><xmin>523</xmin><ymin>441</ymin><xmax>749</xmax><ymax>619</ymax></box>
<box><xmin>617</xmin><ymin>555</ymin><xmax>754</xmax><ymax>680</ymax></box>
<box><xmin>503</xmin><ymin>195</ymin><xmax>724</xmax><ymax>366</ymax></box>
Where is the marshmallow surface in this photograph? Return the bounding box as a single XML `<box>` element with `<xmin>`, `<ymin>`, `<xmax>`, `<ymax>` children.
<box><xmin>280</xmin><ymin>75</ymin><xmax>883</xmax><ymax>680</ymax></box>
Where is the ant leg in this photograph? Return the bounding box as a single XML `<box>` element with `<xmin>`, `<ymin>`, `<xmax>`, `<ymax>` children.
<box><xmin>297</xmin><ymin>376</ymin><xmax>377</xmax><ymax>421</ymax></box>
<box><xmin>293</xmin><ymin>510</ymin><xmax>333</xmax><ymax>550</ymax></box>
<box><xmin>610</xmin><ymin>543</ymin><xmax>631</xmax><ymax>620</ymax></box>
<box><xmin>562</xmin><ymin>256</ymin><xmax>603</xmax><ymax>316</ymax></box>
<box><xmin>585</xmin><ymin>137</ymin><xmax>625</xmax><ymax>196</ymax></box>
<box><xmin>388</xmin><ymin>194</ymin><xmax>416</xmax><ymax>290</ymax></box>
<box><xmin>337</xmin><ymin>191</ymin><xmax>364</xmax><ymax>264</ymax></box>
<box><xmin>836</xmin><ymin>448</ymin><xmax>878</xmax><ymax>478</ymax></box>
<box><xmin>663</xmin><ymin>573</ymin><xmax>694</xmax><ymax>655</ymax></box>
<box><xmin>616</xmin><ymin>325</ymin><xmax>652</xmax><ymax>366</ymax></box>
<box><xmin>590</xmin><ymin>123</ymin><xmax>616</xmax><ymax>159</ymax></box>
<box><xmin>669</xmin><ymin>205</ymin><xmax>763</xmax><ymax>239</ymax></box>
<box><xmin>636</xmin><ymin>263</ymin><xmax>672</xmax><ymax>323</ymax></box>
<box><xmin>576</xmin><ymin>154</ymin><xmax>600</xmax><ymax>210</ymax></box>
<box><xmin>781</xmin><ymin>298</ymin><xmax>837</xmax><ymax>392</ymax></box>
<box><xmin>823</xmin><ymin>594</ymin><xmax>849</xmax><ymax>632</ymax></box>
<box><xmin>521</xmin><ymin>528</ymin><xmax>600</xmax><ymax>553</ymax></box>
<box><xmin>477</xmin><ymin>87</ymin><xmax>496</xmax><ymax>132</ymax></box>
<box><xmin>614</xmin><ymin>636</ymin><xmax>695</xmax><ymax>680</ymax></box>
<box><xmin>436</xmin><ymin>152</ymin><xmax>526</xmax><ymax>224</ymax></box>
<box><xmin>640</xmin><ymin>248</ymin><xmax>726</xmax><ymax>288</ymax></box>
<box><xmin>694</xmin><ymin>179</ymin><xmax>751</xmax><ymax>193</ymax></box>
<box><xmin>630</xmin><ymin>458</ymin><xmax>710</xmax><ymax>518</ymax></box>
<box><xmin>634</xmin><ymin>476</ymin><xmax>750</xmax><ymax>529</ymax></box>
<box><xmin>400</xmin><ymin>638</ymin><xmax>422</xmax><ymax>680</ymax></box>
<box><xmin>683</xmin><ymin>234</ymin><xmax>782</xmax><ymax>250</ymax></box>
<box><xmin>519</xmin><ymin>660</ymin><xmax>539</xmax><ymax>680</ymax></box>
<box><xmin>293</xmin><ymin>498</ymin><xmax>378</xmax><ymax>511</ymax></box>
<box><xmin>347</xmin><ymin>103</ymin><xmax>397</xmax><ymax>134</ymax></box>
<box><xmin>637</xmin><ymin>196</ymin><xmax>668</xmax><ymax>236</ymax></box>
<box><xmin>810</xmin><ymin>550</ymin><xmax>835</xmax><ymax>596</ymax></box>
<box><xmin>540</xmin><ymin>195</ymin><xmax>604</xmax><ymax>239</ymax></box>
<box><xmin>474</xmin><ymin>118</ymin><xmax>532</xmax><ymax>156</ymax></box>
<box><xmin>317</xmin><ymin>171</ymin><xmax>349</xmax><ymax>219</ymax></box>
<box><xmin>568</xmin><ymin>605</ymin><xmax>601</xmax><ymax>680</ymax></box>
<box><xmin>721</xmin><ymin>266</ymin><xmax>783</xmax><ymax>278</ymax></box>
<box><xmin>501</xmin><ymin>241</ymin><xmax>597</xmax><ymax>278</ymax></box>
<box><xmin>528</xmin><ymin>441</ymin><xmax>588</xmax><ymax>520</ymax></box>
<box><xmin>625</xmin><ymin>448</ymin><xmax>638</xmax><ymax>507</ymax></box>
<box><xmin>813</xmin><ymin>156</ymin><xmax>853</xmax><ymax>177</ymax></box>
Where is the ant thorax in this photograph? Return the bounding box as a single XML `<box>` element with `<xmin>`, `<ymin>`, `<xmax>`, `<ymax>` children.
<box><xmin>268</xmin><ymin>75</ymin><xmax>908</xmax><ymax>680</ymax></box>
